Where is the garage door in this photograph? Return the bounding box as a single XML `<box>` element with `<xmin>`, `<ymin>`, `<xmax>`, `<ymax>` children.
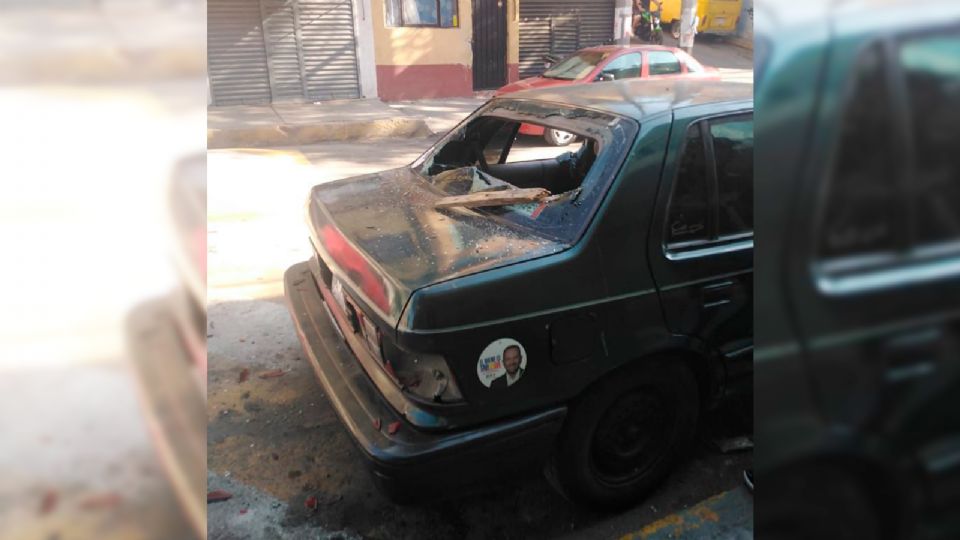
<box><xmin>518</xmin><ymin>0</ymin><xmax>616</xmax><ymax>79</ymax></box>
<box><xmin>209</xmin><ymin>0</ymin><xmax>272</xmax><ymax>104</ymax></box>
<box><xmin>208</xmin><ymin>0</ymin><xmax>361</xmax><ymax>105</ymax></box>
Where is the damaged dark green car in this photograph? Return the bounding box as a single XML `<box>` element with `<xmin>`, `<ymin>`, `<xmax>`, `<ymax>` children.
<box><xmin>284</xmin><ymin>78</ymin><xmax>753</xmax><ymax>508</ymax></box>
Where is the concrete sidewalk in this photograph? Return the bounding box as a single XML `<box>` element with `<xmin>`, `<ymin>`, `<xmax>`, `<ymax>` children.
<box><xmin>0</xmin><ymin>4</ymin><xmax>205</xmax><ymax>84</ymax></box>
<box><xmin>207</xmin><ymin>97</ymin><xmax>487</xmax><ymax>149</ymax></box>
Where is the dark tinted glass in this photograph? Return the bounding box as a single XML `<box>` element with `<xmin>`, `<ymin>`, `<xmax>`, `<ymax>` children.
<box><xmin>820</xmin><ymin>43</ymin><xmax>903</xmax><ymax>258</ymax></box>
<box><xmin>668</xmin><ymin>125</ymin><xmax>709</xmax><ymax>244</ymax></box>
<box><xmin>711</xmin><ymin>116</ymin><xmax>754</xmax><ymax>236</ymax></box>
<box><xmin>483</xmin><ymin>120</ymin><xmax>517</xmax><ymax>165</ymax></box>
<box><xmin>440</xmin><ymin>0</ymin><xmax>457</xmax><ymax>27</ymax></box>
<box><xmin>900</xmin><ymin>33</ymin><xmax>960</xmax><ymax>246</ymax></box>
<box><xmin>648</xmin><ymin>51</ymin><xmax>682</xmax><ymax>76</ymax></box>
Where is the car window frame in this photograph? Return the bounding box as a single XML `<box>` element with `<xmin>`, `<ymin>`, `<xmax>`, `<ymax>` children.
<box><xmin>663</xmin><ymin>110</ymin><xmax>754</xmax><ymax>261</ymax></box>
<box><xmin>599</xmin><ymin>52</ymin><xmax>644</xmax><ymax>81</ymax></box>
<box><xmin>411</xmin><ymin>99</ymin><xmax>640</xmax><ymax>245</ymax></box>
<box><xmin>647</xmin><ymin>50</ymin><xmax>683</xmax><ymax>77</ymax></box>
<box><xmin>811</xmin><ymin>28</ymin><xmax>960</xmax><ymax>296</ymax></box>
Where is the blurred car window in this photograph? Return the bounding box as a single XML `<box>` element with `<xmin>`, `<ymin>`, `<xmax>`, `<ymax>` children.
<box><xmin>543</xmin><ymin>51</ymin><xmax>608</xmax><ymax>80</ymax></box>
<box><xmin>667</xmin><ymin>124</ymin><xmax>709</xmax><ymax>244</ymax></box>
<box><xmin>601</xmin><ymin>53</ymin><xmax>643</xmax><ymax>80</ymax></box>
<box><xmin>900</xmin><ymin>32</ymin><xmax>960</xmax><ymax>247</ymax></box>
<box><xmin>820</xmin><ymin>43</ymin><xmax>904</xmax><ymax>260</ymax></box>
<box><xmin>648</xmin><ymin>51</ymin><xmax>682</xmax><ymax>76</ymax></box>
<box><xmin>711</xmin><ymin>115</ymin><xmax>753</xmax><ymax>236</ymax></box>
<box><xmin>483</xmin><ymin>120</ymin><xmax>517</xmax><ymax>164</ymax></box>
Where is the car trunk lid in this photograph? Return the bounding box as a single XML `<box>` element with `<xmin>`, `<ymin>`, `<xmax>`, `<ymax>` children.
<box><xmin>306</xmin><ymin>167</ymin><xmax>566</xmax><ymax>328</ymax></box>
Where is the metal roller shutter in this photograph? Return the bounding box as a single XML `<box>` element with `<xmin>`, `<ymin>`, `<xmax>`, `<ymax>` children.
<box><xmin>298</xmin><ymin>0</ymin><xmax>361</xmax><ymax>101</ymax></box>
<box><xmin>208</xmin><ymin>0</ymin><xmax>361</xmax><ymax>104</ymax></box>
<box><xmin>518</xmin><ymin>0</ymin><xmax>615</xmax><ymax>79</ymax></box>
<box><xmin>260</xmin><ymin>0</ymin><xmax>306</xmax><ymax>101</ymax></box>
<box><xmin>208</xmin><ymin>0</ymin><xmax>272</xmax><ymax>105</ymax></box>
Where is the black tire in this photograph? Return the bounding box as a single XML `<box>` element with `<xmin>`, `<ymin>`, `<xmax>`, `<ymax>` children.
<box><xmin>671</xmin><ymin>20</ymin><xmax>682</xmax><ymax>40</ymax></box>
<box><xmin>551</xmin><ymin>358</ymin><xmax>699</xmax><ymax>509</ymax></box>
<box><xmin>654</xmin><ymin>30</ymin><xmax>664</xmax><ymax>45</ymax></box>
<box><xmin>544</xmin><ymin>128</ymin><xmax>576</xmax><ymax>146</ymax></box>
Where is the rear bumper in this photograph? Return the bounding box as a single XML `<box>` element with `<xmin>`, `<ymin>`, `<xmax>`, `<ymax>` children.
<box><xmin>283</xmin><ymin>261</ymin><xmax>566</xmax><ymax>500</ymax></box>
<box><xmin>126</xmin><ymin>292</ymin><xmax>206</xmax><ymax>537</ymax></box>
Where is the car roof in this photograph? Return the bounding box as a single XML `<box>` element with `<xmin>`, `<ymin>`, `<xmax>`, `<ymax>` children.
<box><xmin>497</xmin><ymin>78</ymin><xmax>753</xmax><ymax>121</ymax></box>
<box><xmin>579</xmin><ymin>44</ymin><xmax>687</xmax><ymax>54</ymax></box>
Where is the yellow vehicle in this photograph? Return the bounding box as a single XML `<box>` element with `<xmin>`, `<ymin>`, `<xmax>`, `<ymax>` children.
<box><xmin>659</xmin><ymin>0</ymin><xmax>743</xmax><ymax>39</ymax></box>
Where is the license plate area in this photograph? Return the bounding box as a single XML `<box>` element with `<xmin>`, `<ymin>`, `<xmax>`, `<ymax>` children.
<box><xmin>331</xmin><ymin>277</ymin><xmax>360</xmax><ymax>333</ymax></box>
<box><xmin>331</xmin><ymin>276</ymin><xmax>381</xmax><ymax>359</ymax></box>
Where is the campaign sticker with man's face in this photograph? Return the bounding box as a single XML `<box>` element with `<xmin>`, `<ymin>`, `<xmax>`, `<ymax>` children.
<box><xmin>476</xmin><ymin>338</ymin><xmax>527</xmax><ymax>389</ymax></box>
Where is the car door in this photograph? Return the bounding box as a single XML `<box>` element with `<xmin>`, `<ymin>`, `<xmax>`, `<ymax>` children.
<box><xmin>644</xmin><ymin>50</ymin><xmax>686</xmax><ymax>79</ymax></box>
<box><xmin>785</xmin><ymin>23</ymin><xmax>960</xmax><ymax>517</ymax></box>
<box><xmin>596</xmin><ymin>52</ymin><xmax>643</xmax><ymax>82</ymax></box>
<box><xmin>647</xmin><ymin>103</ymin><xmax>754</xmax><ymax>392</ymax></box>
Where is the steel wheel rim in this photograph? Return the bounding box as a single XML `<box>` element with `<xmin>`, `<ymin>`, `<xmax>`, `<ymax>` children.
<box><xmin>589</xmin><ymin>388</ymin><xmax>675</xmax><ymax>486</ymax></box>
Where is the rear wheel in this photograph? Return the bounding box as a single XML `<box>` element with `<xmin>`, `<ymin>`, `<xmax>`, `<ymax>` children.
<box><xmin>671</xmin><ymin>20</ymin><xmax>682</xmax><ymax>40</ymax></box>
<box><xmin>544</xmin><ymin>128</ymin><xmax>576</xmax><ymax>146</ymax></box>
<box><xmin>551</xmin><ymin>359</ymin><xmax>699</xmax><ymax>509</ymax></box>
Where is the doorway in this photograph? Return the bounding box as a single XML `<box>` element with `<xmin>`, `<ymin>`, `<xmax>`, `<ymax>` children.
<box><xmin>472</xmin><ymin>0</ymin><xmax>507</xmax><ymax>89</ymax></box>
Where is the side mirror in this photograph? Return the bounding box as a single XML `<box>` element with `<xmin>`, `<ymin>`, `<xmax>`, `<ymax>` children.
<box><xmin>597</xmin><ymin>72</ymin><xmax>616</xmax><ymax>82</ymax></box>
<box><xmin>542</xmin><ymin>54</ymin><xmax>561</xmax><ymax>70</ymax></box>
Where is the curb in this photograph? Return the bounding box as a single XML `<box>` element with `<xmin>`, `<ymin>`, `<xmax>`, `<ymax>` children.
<box><xmin>725</xmin><ymin>35</ymin><xmax>754</xmax><ymax>51</ymax></box>
<box><xmin>618</xmin><ymin>488</ymin><xmax>753</xmax><ymax>540</ymax></box>
<box><xmin>207</xmin><ymin>117</ymin><xmax>433</xmax><ymax>149</ymax></box>
<box><xmin>0</xmin><ymin>46</ymin><xmax>205</xmax><ymax>84</ymax></box>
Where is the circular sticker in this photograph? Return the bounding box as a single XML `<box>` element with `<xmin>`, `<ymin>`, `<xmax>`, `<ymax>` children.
<box><xmin>476</xmin><ymin>338</ymin><xmax>527</xmax><ymax>389</ymax></box>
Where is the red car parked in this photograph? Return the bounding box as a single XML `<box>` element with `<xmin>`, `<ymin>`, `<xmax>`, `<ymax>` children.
<box><xmin>495</xmin><ymin>45</ymin><xmax>718</xmax><ymax>145</ymax></box>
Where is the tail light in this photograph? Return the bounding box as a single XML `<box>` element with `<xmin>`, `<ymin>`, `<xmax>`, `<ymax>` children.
<box><xmin>381</xmin><ymin>339</ymin><xmax>463</xmax><ymax>404</ymax></box>
<box><xmin>340</xmin><ymin>288</ymin><xmax>464</xmax><ymax>404</ymax></box>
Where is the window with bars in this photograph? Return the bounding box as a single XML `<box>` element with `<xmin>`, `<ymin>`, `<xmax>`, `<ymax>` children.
<box><xmin>385</xmin><ymin>0</ymin><xmax>459</xmax><ymax>27</ymax></box>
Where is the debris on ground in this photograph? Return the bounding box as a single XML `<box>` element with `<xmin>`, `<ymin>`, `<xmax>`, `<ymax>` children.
<box><xmin>238</xmin><ymin>368</ymin><xmax>250</xmax><ymax>383</ymax></box>
<box><xmin>258</xmin><ymin>369</ymin><xmax>285</xmax><ymax>379</ymax></box>
<box><xmin>78</xmin><ymin>492</ymin><xmax>122</xmax><ymax>510</ymax></box>
<box><xmin>713</xmin><ymin>436</ymin><xmax>754</xmax><ymax>453</ymax></box>
<box><xmin>207</xmin><ymin>490</ymin><xmax>233</xmax><ymax>503</ymax></box>
<box><xmin>304</xmin><ymin>496</ymin><xmax>318</xmax><ymax>511</ymax></box>
<box><xmin>39</xmin><ymin>490</ymin><xmax>58</xmax><ymax>514</ymax></box>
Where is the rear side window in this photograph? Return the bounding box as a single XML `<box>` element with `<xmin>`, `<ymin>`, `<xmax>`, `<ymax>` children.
<box><xmin>900</xmin><ymin>34</ymin><xmax>960</xmax><ymax>246</ymax></box>
<box><xmin>818</xmin><ymin>31</ymin><xmax>960</xmax><ymax>264</ymax></box>
<box><xmin>712</xmin><ymin>117</ymin><xmax>754</xmax><ymax>236</ymax></box>
<box><xmin>648</xmin><ymin>51</ymin><xmax>682</xmax><ymax>76</ymax></box>
<box><xmin>668</xmin><ymin>126</ymin><xmax>709</xmax><ymax>244</ymax></box>
<box><xmin>666</xmin><ymin>113</ymin><xmax>754</xmax><ymax>247</ymax></box>
<box><xmin>819</xmin><ymin>43</ymin><xmax>902</xmax><ymax>259</ymax></box>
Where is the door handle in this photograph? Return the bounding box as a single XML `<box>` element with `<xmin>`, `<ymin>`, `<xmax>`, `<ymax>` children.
<box><xmin>702</xmin><ymin>280</ymin><xmax>734</xmax><ymax>291</ymax></box>
<box><xmin>882</xmin><ymin>327</ymin><xmax>941</xmax><ymax>383</ymax></box>
<box><xmin>702</xmin><ymin>280</ymin><xmax>734</xmax><ymax>309</ymax></box>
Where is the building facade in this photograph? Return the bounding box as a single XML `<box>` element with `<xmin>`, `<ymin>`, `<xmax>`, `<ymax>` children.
<box><xmin>207</xmin><ymin>0</ymin><xmax>620</xmax><ymax>105</ymax></box>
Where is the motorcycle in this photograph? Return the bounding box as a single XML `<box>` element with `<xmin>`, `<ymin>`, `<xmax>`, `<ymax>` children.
<box><xmin>635</xmin><ymin>5</ymin><xmax>664</xmax><ymax>45</ymax></box>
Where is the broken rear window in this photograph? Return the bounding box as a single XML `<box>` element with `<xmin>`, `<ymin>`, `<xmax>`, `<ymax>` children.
<box><xmin>412</xmin><ymin>100</ymin><xmax>638</xmax><ymax>243</ymax></box>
